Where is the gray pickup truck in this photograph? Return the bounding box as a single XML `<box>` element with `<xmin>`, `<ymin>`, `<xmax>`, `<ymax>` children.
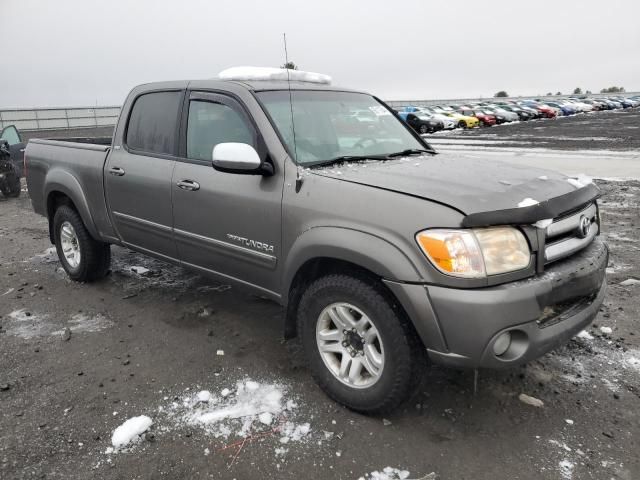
<box><xmin>26</xmin><ymin>73</ymin><xmax>607</xmax><ymax>413</ymax></box>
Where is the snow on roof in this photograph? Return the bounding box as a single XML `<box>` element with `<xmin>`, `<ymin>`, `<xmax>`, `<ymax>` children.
<box><xmin>219</xmin><ymin>66</ymin><xmax>332</xmax><ymax>85</ymax></box>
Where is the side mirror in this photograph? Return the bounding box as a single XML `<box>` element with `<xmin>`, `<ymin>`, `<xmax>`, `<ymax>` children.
<box><xmin>212</xmin><ymin>142</ymin><xmax>266</xmax><ymax>174</ymax></box>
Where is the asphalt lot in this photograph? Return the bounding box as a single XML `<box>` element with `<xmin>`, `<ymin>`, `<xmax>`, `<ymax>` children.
<box><xmin>1</xmin><ymin>111</ymin><xmax>639</xmax><ymax>480</ymax></box>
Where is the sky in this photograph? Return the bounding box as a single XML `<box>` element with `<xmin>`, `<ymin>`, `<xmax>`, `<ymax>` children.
<box><xmin>1</xmin><ymin>0</ymin><xmax>639</xmax><ymax>107</ymax></box>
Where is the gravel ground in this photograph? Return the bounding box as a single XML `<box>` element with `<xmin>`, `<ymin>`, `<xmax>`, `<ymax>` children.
<box><xmin>1</xmin><ymin>113</ymin><xmax>639</xmax><ymax>480</ymax></box>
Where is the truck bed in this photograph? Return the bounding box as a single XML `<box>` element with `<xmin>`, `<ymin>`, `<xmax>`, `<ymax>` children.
<box><xmin>25</xmin><ymin>137</ymin><xmax>114</xmax><ymax>241</ymax></box>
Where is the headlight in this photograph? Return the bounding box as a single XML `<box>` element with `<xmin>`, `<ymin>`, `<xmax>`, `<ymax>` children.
<box><xmin>415</xmin><ymin>227</ymin><xmax>530</xmax><ymax>278</ymax></box>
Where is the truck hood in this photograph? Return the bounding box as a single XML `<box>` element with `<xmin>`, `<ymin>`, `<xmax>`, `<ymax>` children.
<box><xmin>311</xmin><ymin>151</ymin><xmax>600</xmax><ymax>227</ymax></box>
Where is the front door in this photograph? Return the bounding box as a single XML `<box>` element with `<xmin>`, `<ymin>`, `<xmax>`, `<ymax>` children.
<box><xmin>171</xmin><ymin>91</ymin><xmax>283</xmax><ymax>295</ymax></box>
<box><xmin>104</xmin><ymin>90</ymin><xmax>183</xmax><ymax>260</ymax></box>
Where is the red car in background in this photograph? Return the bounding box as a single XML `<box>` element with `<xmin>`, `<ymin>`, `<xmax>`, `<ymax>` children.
<box><xmin>520</xmin><ymin>101</ymin><xmax>557</xmax><ymax>119</ymax></box>
<box><xmin>459</xmin><ymin>108</ymin><xmax>497</xmax><ymax>127</ymax></box>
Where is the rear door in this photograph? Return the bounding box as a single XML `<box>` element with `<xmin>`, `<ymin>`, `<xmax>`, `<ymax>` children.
<box><xmin>0</xmin><ymin>125</ymin><xmax>26</xmax><ymax>175</ymax></box>
<box><xmin>104</xmin><ymin>90</ymin><xmax>183</xmax><ymax>260</ymax></box>
<box><xmin>171</xmin><ymin>91</ymin><xmax>283</xmax><ymax>295</ymax></box>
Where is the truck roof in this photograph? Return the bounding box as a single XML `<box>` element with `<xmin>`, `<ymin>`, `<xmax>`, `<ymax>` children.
<box><xmin>131</xmin><ymin>79</ymin><xmax>362</xmax><ymax>95</ymax></box>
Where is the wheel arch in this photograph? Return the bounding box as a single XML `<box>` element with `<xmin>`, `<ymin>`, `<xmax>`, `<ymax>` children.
<box><xmin>282</xmin><ymin>227</ymin><xmax>423</xmax><ymax>339</ymax></box>
<box><xmin>45</xmin><ymin>170</ymin><xmax>99</xmax><ymax>244</ymax></box>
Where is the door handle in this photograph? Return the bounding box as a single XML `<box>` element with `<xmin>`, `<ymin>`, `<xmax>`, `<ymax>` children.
<box><xmin>177</xmin><ymin>179</ymin><xmax>200</xmax><ymax>191</ymax></box>
<box><xmin>109</xmin><ymin>167</ymin><xmax>125</xmax><ymax>176</ymax></box>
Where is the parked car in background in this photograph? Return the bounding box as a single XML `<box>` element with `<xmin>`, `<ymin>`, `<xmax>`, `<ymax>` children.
<box><xmin>399</xmin><ymin>112</ymin><xmax>444</xmax><ymax>134</ymax></box>
<box><xmin>611</xmin><ymin>97</ymin><xmax>635</xmax><ymax>108</ymax></box>
<box><xmin>496</xmin><ymin>104</ymin><xmax>534</xmax><ymax>121</ymax></box>
<box><xmin>543</xmin><ymin>101</ymin><xmax>576</xmax><ymax>116</ymax></box>
<box><xmin>0</xmin><ymin>140</ymin><xmax>21</xmax><ymax>197</ymax></box>
<box><xmin>432</xmin><ymin>108</ymin><xmax>480</xmax><ymax>128</ymax></box>
<box><xmin>0</xmin><ymin>125</ymin><xmax>26</xmax><ymax>173</ymax></box>
<box><xmin>480</xmin><ymin>107</ymin><xmax>509</xmax><ymax>124</ymax></box>
<box><xmin>484</xmin><ymin>106</ymin><xmax>518</xmax><ymax>122</ymax></box>
<box><xmin>0</xmin><ymin>125</ymin><xmax>26</xmax><ymax>187</ymax></box>
<box><xmin>567</xmin><ymin>99</ymin><xmax>594</xmax><ymax>112</ymax></box>
<box><xmin>520</xmin><ymin>101</ymin><xmax>557</xmax><ymax>118</ymax></box>
<box><xmin>401</xmin><ymin>106</ymin><xmax>457</xmax><ymax>130</ymax></box>
<box><xmin>512</xmin><ymin>103</ymin><xmax>543</xmax><ymax>119</ymax></box>
<box><xmin>458</xmin><ymin>108</ymin><xmax>497</xmax><ymax>126</ymax></box>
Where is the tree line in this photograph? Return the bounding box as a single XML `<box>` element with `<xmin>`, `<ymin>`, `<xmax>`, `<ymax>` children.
<box><xmin>494</xmin><ymin>86</ymin><xmax>626</xmax><ymax>98</ymax></box>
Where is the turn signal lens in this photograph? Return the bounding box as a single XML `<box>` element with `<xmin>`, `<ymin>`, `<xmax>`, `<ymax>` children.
<box><xmin>415</xmin><ymin>230</ymin><xmax>485</xmax><ymax>278</ymax></box>
<box><xmin>416</xmin><ymin>227</ymin><xmax>530</xmax><ymax>278</ymax></box>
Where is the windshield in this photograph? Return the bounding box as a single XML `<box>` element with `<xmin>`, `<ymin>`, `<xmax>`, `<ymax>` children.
<box><xmin>257</xmin><ymin>90</ymin><xmax>426</xmax><ymax>166</ymax></box>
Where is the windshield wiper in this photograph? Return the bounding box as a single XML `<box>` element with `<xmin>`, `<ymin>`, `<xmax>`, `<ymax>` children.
<box><xmin>306</xmin><ymin>155</ymin><xmax>389</xmax><ymax>169</ymax></box>
<box><xmin>385</xmin><ymin>148</ymin><xmax>432</xmax><ymax>158</ymax></box>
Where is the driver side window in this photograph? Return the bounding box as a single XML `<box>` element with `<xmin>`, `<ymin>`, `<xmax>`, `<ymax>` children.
<box><xmin>186</xmin><ymin>100</ymin><xmax>255</xmax><ymax>161</ymax></box>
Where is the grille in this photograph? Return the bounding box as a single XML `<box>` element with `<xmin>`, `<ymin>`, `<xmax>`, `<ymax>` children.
<box><xmin>544</xmin><ymin>203</ymin><xmax>598</xmax><ymax>264</ymax></box>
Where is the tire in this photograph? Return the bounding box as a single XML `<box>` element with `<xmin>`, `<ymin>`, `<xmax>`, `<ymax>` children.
<box><xmin>297</xmin><ymin>274</ymin><xmax>425</xmax><ymax>414</ymax></box>
<box><xmin>6</xmin><ymin>175</ymin><xmax>21</xmax><ymax>197</ymax></box>
<box><xmin>457</xmin><ymin>120</ymin><xmax>466</xmax><ymax>129</ymax></box>
<box><xmin>419</xmin><ymin>124</ymin><xmax>429</xmax><ymax>134</ymax></box>
<box><xmin>53</xmin><ymin>205</ymin><xmax>111</xmax><ymax>282</ymax></box>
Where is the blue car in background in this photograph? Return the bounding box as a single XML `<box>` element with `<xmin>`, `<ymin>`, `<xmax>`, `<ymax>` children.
<box><xmin>543</xmin><ymin>101</ymin><xmax>576</xmax><ymax>116</ymax></box>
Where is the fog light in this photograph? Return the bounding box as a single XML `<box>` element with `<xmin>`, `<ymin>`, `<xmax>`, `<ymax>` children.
<box><xmin>493</xmin><ymin>332</ymin><xmax>512</xmax><ymax>357</ymax></box>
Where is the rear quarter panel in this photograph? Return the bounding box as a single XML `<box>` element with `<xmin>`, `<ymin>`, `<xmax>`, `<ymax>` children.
<box><xmin>26</xmin><ymin>140</ymin><xmax>116</xmax><ymax>241</ymax></box>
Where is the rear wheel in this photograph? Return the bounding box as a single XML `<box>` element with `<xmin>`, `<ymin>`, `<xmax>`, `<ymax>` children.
<box><xmin>297</xmin><ymin>273</ymin><xmax>425</xmax><ymax>414</ymax></box>
<box><xmin>458</xmin><ymin>120</ymin><xmax>466</xmax><ymax>129</ymax></box>
<box><xmin>419</xmin><ymin>124</ymin><xmax>429</xmax><ymax>134</ymax></box>
<box><xmin>53</xmin><ymin>205</ymin><xmax>111</xmax><ymax>282</ymax></box>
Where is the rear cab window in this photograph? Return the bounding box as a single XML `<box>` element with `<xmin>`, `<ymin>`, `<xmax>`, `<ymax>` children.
<box><xmin>125</xmin><ymin>91</ymin><xmax>182</xmax><ymax>156</ymax></box>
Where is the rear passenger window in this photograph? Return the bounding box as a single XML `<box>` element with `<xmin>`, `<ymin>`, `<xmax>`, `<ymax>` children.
<box><xmin>187</xmin><ymin>100</ymin><xmax>255</xmax><ymax>161</ymax></box>
<box><xmin>126</xmin><ymin>91</ymin><xmax>182</xmax><ymax>155</ymax></box>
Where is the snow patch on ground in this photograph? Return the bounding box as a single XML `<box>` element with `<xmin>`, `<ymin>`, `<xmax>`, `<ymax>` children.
<box><xmin>111</xmin><ymin>416</ymin><xmax>153</xmax><ymax>449</ymax></box>
<box><xmin>559</xmin><ymin>459</ymin><xmax>575</xmax><ymax>479</ymax></box>
<box><xmin>5</xmin><ymin>309</ymin><xmax>54</xmax><ymax>339</ymax></box>
<box><xmin>163</xmin><ymin>380</ymin><xmax>309</xmax><ymax>443</ymax></box>
<box><xmin>358</xmin><ymin>467</ymin><xmax>411</xmax><ymax>480</ymax></box>
<box><xmin>576</xmin><ymin>330</ymin><xmax>594</xmax><ymax>340</ymax></box>
<box><xmin>4</xmin><ymin>309</ymin><xmax>112</xmax><ymax>339</ymax></box>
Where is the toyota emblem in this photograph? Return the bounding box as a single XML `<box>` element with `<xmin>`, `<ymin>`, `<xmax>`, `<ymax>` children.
<box><xmin>578</xmin><ymin>216</ymin><xmax>591</xmax><ymax>238</ymax></box>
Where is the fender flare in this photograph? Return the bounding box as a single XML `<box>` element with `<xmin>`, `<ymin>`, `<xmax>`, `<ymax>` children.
<box><xmin>283</xmin><ymin>226</ymin><xmax>423</xmax><ymax>296</ymax></box>
<box><xmin>44</xmin><ymin>168</ymin><xmax>100</xmax><ymax>241</ymax></box>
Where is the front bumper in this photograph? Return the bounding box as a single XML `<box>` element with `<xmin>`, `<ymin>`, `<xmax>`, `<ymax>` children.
<box><xmin>386</xmin><ymin>238</ymin><xmax>608</xmax><ymax>369</ymax></box>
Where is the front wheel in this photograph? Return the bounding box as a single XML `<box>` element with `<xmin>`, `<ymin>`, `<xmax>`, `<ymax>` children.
<box><xmin>53</xmin><ymin>205</ymin><xmax>111</xmax><ymax>282</ymax></box>
<box><xmin>458</xmin><ymin>120</ymin><xmax>466</xmax><ymax>129</ymax></box>
<box><xmin>297</xmin><ymin>274</ymin><xmax>425</xmax><ymax>414</ymax></box>
<box><xmin>419</xmin><ymin>124</ymin><xmax>429</xmax><ymax>134</ymax></box>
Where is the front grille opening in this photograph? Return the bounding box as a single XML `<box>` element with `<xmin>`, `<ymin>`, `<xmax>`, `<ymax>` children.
<box><xmin>544</xmin><ymin>202</ymin><xmax>598</xmax><ymax>264</ymax></box>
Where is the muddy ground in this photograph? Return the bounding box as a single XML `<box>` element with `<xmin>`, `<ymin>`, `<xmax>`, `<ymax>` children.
<box><xmin>1</xmin><ymin>113</ymin><xmax>639</xmax><ymax>480</ymax></box>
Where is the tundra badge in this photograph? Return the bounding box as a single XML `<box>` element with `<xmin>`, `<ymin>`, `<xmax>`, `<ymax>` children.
<box><xmin>226</xmin><ymin>234</ymin><xmax>275</xmax><ymax>253</ymax></box>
